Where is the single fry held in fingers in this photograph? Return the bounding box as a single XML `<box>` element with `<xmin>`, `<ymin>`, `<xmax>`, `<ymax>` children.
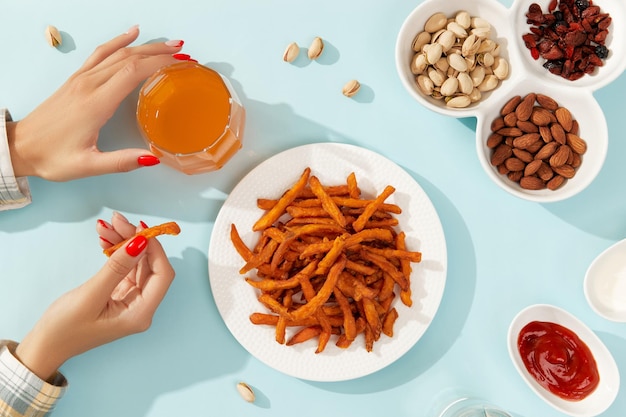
<box><xmin>103</xmin><ymin>221</ymin><xmax>181</xmax><ymax>257</ymax></box>
<box><xmin>231</xmin><ymin>168</ymin><xmax>422</xmax><ymax>353</ymax></box>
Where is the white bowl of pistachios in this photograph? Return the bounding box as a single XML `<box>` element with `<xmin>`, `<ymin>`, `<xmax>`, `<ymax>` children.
<box><xmin>395</xmin><ymin>0</ymin><xmax>625</xmax><ymax>202</ymax></box>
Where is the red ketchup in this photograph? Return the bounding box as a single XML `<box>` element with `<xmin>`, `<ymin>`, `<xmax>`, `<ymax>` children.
<box><xmin>517</xmin><ymin>321</ymin><xmax>600</xmax><ymax>401</ymax></box>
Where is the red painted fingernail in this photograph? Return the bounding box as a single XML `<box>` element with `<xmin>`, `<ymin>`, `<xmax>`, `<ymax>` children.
<box><xmin>97</xmin><ymin>219</ymin><xmax>110</xmax><ymax>229</ymax></box>
<box><xmin>165</xmin><ymin>39</ymin><xmax>184</xmax><ymax>47</ymax></box>
<box><xmin>138</xmin><ymin>155</ymin><xmax>160</xmax><ymax>166</ymax></box>
<box><xmin>126</xmin><ymin>235</ymin><xmax>148</xmax><ymax>257</ymax></box>
<box><xmin>139</xmin><ymin>220</ymin><xmax>149</xmax><ymax>229</ymax></box>
<box><xmin>173</xmin><ymin>53</ymin><xmax>191</xmax><ymax>61</ymax></box>
<box><xmin>188</xmin><ymin>58</ymin><xmax>198</xmax><ymax>63</ymax></box>
<box><xmin>100</xmin><ymin>236</ymin><xmax>114</xmax><ymax>246</ymax></box>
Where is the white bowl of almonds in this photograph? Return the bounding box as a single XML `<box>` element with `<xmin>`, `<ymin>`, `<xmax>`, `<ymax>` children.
<box><xmin>395</xmin><ymin>0</ymin><xmax>624</xmax><ymax>202</ymax></box>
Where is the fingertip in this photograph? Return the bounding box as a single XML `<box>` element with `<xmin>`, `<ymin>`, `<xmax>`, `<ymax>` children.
<box><xmin>125</xmin><ymin>24</ymin><xmax>140</xmax><ymax>35</ymax></box>
<box><xmin>137</xmin><ymin>155</ymin><xmax>160</xmax><ymax>167</ymax></box>
<box><xmin>126</xmin><ymin>235</ymin><xmax>148</xmax><ymax>257</ymax></box>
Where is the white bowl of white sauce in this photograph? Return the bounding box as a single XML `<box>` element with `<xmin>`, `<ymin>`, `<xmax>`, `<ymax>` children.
<box><xmin>584</xmin><ymin>238</ymin><xmax>626</xmax><ymax>322</ymax></box>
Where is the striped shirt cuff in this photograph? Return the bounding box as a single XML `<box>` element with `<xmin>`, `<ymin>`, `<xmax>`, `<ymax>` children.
<box><xmin>0</xmin><ymin>108</ymin><xmax>31</xmax><ymax>211</ymax></box>
<box><xmin>0</xmin><ymin>341</ymin><xmax>67</xmax><ymax>417</ymax></box>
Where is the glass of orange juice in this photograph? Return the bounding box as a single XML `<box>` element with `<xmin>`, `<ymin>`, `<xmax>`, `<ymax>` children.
<box><xmin>136</xmin><ymin>61</ymin><xmax>245</xmax><ymax>175</ymax></box>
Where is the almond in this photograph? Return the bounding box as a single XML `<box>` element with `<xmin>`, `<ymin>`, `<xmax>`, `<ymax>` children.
<box><xmin>491</xmin><ymin>143</ymin><xmax>512</xmax><ymax>166</ymax></box>
<box><xmin>555</xmin><ymin>107</ymin><xmax>573</xmax><ymax>132</ymax></box>
<box><xmin>571</xmin><ymin>152</ymin><xmax>582</xmax><ymax>168</ymax></box>
<box><xmin>553</xmin><ymin>164</ymin><xmax>576</xmax><ymax>178</ymax></box>
<box><xmin>549</xmin><ymin>144</ymin><xmax>571</xmax><ymax>167</ymax></box>
<box><xmin>508</xmin><ymin>171</ymin><xmax>523</xmax><ymax>182</ymax></box>
<box><xmin>530</xmin><ymin>107</ymin><xmax>553</xmax><ymax>126</ymax></box>
<box><xmin>515</xmin><ymin>93</ymin><xmax>536</xmax><ymax>121</ymax></box>
<box><xmin>536</xmin><ymin>94</ymin><xmax>559</xmax><ymax>111</ymax></box>
<box><xmin>550</xmin><ymin>123</ymin><xmax>567</xmax><ymax>145</ymax></box>
<box><xmin>505</xmin><ymin>157</ymin><xmax>526</xmax><ymax>171</ymax></box>
<box><xmin>497</xmin><ymin>127</ymin><xmax>523</xmax><ymax>137</ymax></box>
<box><xmin>537</xmin><ymin>162</ymin><xmax>554</xmax><ymax>181</ymax></box>
<box><xmin>524</xmin><ymin>159</ymin><xmax>543</xmax><ymax>176</ymax></box>
<box><xmin>535</xmin><ymin>141</ymin><xmax>558</xmax><ymax>160</ymax></box>
<box><xmin>547</xmin><ymin>175</ymin><xmax>565</xmax><ymax>190</ymax></box>
<box><xmin>513</xmin><ymin>133</ymin><xmax>540</xmax><ymax>149</ymax></box>
<box><xmin>503</xmin><ymin>112</ymin><xmax>518</xmax><ymax>127</ymax></box>
<box><xmin>501</xmin><ymin>95</ymin><xmax>522</xmax><ymax>116</ymax></box>
<box><xmin>491</xmin><ymin>116</ymin><xmax>505</xmax><ymax>132</ymax></box>
<box><xmin>566</xmin><ymin>133</ymin><xmax>587</xmax><ymax>155</ymax></box>
<box><xmin>539</xmin><ymin>125</ymin><xmax>553</xmax><ymax>143</ymax></box>
<box><xmin>517</xmin><ymin>120</ymin><xmax>539</xmax><ymax>133</ymax></box>
<box><xmin>487</xmin><ymin>133</ymin><xmax>504</xmax><ymax>148</ymax></box>
<box><xmin>520</xmin><ymin>176</ymin><xmax>546</xmax><ymax>190</ymax></box>
<box><xmin>513</xmin><ymin>148</ymin><xmax>534</xmax><ymax>163</ymax></box>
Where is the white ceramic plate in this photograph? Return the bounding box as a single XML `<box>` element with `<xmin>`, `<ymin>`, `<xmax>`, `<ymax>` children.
<box><xmin>208</xmin><ymin>142</ymin><xmax>447</xmax><ymax>381</ymax></box>
<box><xmin>507</xmin><ymin>304</ymin><xmax>620</xmax><ymax>417</ymax></box>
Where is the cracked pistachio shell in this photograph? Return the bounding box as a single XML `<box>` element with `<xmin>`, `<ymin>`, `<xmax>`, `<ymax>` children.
<box><xmin>477</xmin><ymin>74</ymin><xmax>499</xmax><ymax>92</ymax></box>
<box><xmin>448</xmin><ymin>53</ymin><xmax>468</xmax><ymax>72</ymax></box>
<box><xmin>478</xmin><ymin>52</ymin><xmax>495</xmax><ymax>67</ymax></box>
<box><xmin>493</xmin><ymin>56</ymin><xmax>509</xmax><ymax>80</ymax></box>
<box><xmin>427</xmin><ymin>67</ymin><xmax>446</xmax><ymax>86</ymax></box>
<box><xmin>308</xmin><ymin>37</ymin><xmax>324</xmax><ymax>60</ymax></box>
<box><xmin>469</xmin><ymin>87</ymin><xmax>482</xmax><ymax>102</ymax></box>
<box><xmin>455</xmin><ymin>11</ymin><xmax>471</xmax><ymax>29</ymax></box>
<box><xmin>470</xmin><ymin>66</ymin><xmax>486</xmax><ymax>86</ymax></box>
<box><xmin>425</xmin><ymin>43</ymin><xmax>443</xmax><ymax>65</ymax></box>
<box><xmin>446</xmin><ymin>22</ymin><xmax>468</xmax><ymax>38</ymax></box>
<box><xmin>412</xmin><ymin>31</ymin><xmax>431</xmax><ymax>52</ymax></box>
<box><xmin>457</xmin><ymin>72</ymin><xmax>474</xmax><ymax>95</ymax></box>
<box><xmin>471</xmin><ymin>27</ymin><xmax>491</xmax><ymax>39</ymax></box>
<box><xmin>411</xmin><ymin>53</ymin><xmax>428</xmax><ymax>74</ymax></box>
<box><xmin>424</xmin><ymin>12</ymin><xmax>448</xmax><ymax>33</ymax></box>
<box><xmin>462</xmin><ymin>34</ymin><xmax>481</xmax><ymax>57</ymax></box>
<box><xmin>440</xmin><ymin>76</ymin><xmax>459</xmax><ymax>97</ymax></box>
<box><xmin>236</xmin><ymin>382</ymin><xmax>255</xmax><ymax>403</ymax></box>
<box><xmin>342</xmin><ymin>79</ymin><xmax>361</xmax><ymax>97</ymax></box>
<box><xmin>471</xmin><ymin>17</ymin><xmax>491</xmax><ymax>29</ymax></box>
<box><xmin>446</xmin><ymin>95</ymin><xmax>471</xmax><ymax>108</ymax></box>
<box><xmin>283</xmin><ymin>42</ymin><xmax>300</xmax><ymax>63</ymax></box>
<box><xmin>45</xmin><ymin>25</ymin><xmax>62</xmax><ymax>47</ymax></box>
<box><xmin>477</xmin><ymin>39</ymin><xmax>496</xmax><ymax>54</ymax></box>
<box><xmin>417</xmin><ymin>75</ymin><xmax>434</xmax><ymax>95</ymax></box>
<box><xmin>434</xmin><ymin>56</ymin><xmax>449</xmax><ymax>73</ymax></box>
<box><xmin>437</xmin><ymin>30</ymin><xmax>456</xmax><ymax>52</ymax></box>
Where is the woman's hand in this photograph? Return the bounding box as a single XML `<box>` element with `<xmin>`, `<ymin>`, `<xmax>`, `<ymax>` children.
<box><xmin>6</xmin><ymin>26</ymin><xmax>189</xmax><ymax>181</ymax></box>
<box><xmin>15</xmin><ymin>212</ymin><xmax>176</xmax><ymax>381</ymax></box>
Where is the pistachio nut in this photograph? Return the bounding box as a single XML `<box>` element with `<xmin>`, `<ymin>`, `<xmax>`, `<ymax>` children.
<box><xmin>469</xmin><ymin>87</ymin><xmax>482</xmax><ymax>102</ymax></box>
<box><xmin>425</xmin><ymin>43</ymin><xmax>443</xmax><ymax>65</ymax></box>
<box><xmin>427</xmin><ymin>67</ymin><xmax>446</xmax><ymax>86</ymax></box>
<box><xmin>434</xmin><ymin>56</ymin><xmax>449</xmax><ymax>73</ymax></box>
<box><xmin>412</xmin><ymin>31</ymin><xmax>431</xmax><ymax>52</ymax></box>
<box><xmin>437</xmin><ymin>30</ymin><xmax>456</xmax><ymax>52</ymax></box>
<box><xmin>478</xmin><ymin>52</ymin><xmax>495</xmax><ymax>67</ymax></box>
<box><xmin>236</xmin><ymin>382</ymin><xmax>255</xmax><ymax>403</ymax></box>
<box><xmin>283</xmin><ymin>42</ymin><xmax>300</xmax><ymax>63</ymax></box>
<box><xmin>342</xmin><ymin>79</ymin><xmax>361</xmax><ymax>97</ymax></box>
<box><xmin>45</xmin><ymin>25</ymin><xmax>62</xmax><ymax>48</ymax></box>
<box><xmin>470</xmin><ymin>66</ymin><xmax>486</xmax><ymax>86</ymax></box>
<box><xmin>477</xmin><ymin>39</ymin><xmax>496</xmax><ymax>54</ymax></box>
<box><xmin>455</xmin><ymin>11</ymin><xmax>471</xmax><ymax>29</ymax></box>
<box><xmin>457</xmin><ymin>72</ymin><xmax>474</xmax><ymax>95</ymax></box>
<box><xmin>308</xmin><ymin>37</ymin><xmax>324</xmax><ymax>60</ymax></box>
<box><xmin>446</xmin><ymin>22</ymin><xmax>467</xmax><ymax>38</ymax></box>
<box><xmin>477</xmin><ymin>74</ymin><xmax>499</xmax><ymax>92</ymax></box>
<box><xmin>448</xmin><ymin>53</ymin><xmax>468</xmax><ymax>72</ymax></box>
<box><xmin>411</xmin><ymin>53</ymin><xmax>428</xmax><ymax>74</ymax></box>
<box><xmin>471</xmin><ymin>27</ymin><xmax>491</xmax><ymax>39</ymax></box>
<box><xmin>440</xmin><ymin>76</ymin><xmax>459</xmax><ymax>97</ymax></box>
<box><xmin>461</xmin><ymin>34</ymin><xmax>481</xmax><ymax>57</ymax></box>
<box><xmin>417</xmin><ymin>75</ymin><xmax>434</xmax><ymax>95</ymax></box>
<box><xmin>446</xmin><ymin>95</ymin><xmax>471</xmax><ymax>108</ymax></box>
<box><xmin>493</xmin><ymin>56</ymin><xmax>509</xmax><ymax>80</ymax></box>
<box><xmin>471</xmin><ymin>17</ymin><xmax>491</xmax><ymax>29</ymax></box>
<box><xmin>424</xmin><ymin>12</ymin><xmax>447</xmax><ymax>33</ymax></box>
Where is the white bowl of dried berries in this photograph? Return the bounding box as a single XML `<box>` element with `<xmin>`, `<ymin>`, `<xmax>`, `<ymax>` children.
<box><xmin>395</xmin><ymin>0</ymin><xmax>624</xmax><ymax>202</ymax></box>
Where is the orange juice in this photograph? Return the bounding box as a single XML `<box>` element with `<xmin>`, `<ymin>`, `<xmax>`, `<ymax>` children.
<box><xmin>137</xmin><ymin>62</ymin><xmax>245</xmax><ymax>174</ymax></box>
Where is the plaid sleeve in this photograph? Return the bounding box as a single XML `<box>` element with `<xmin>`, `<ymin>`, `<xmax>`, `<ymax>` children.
<box><xmin>0</xmin><ymin>341</ymin><xmax>67</xmax><ymax>417</ymax></box>
<box><xmin>0</xmin><ymin>108</ymin><xmax>32</xmax><ymax>211</ymax></box>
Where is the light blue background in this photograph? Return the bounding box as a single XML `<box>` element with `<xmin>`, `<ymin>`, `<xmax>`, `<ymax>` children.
<box><xmin>1</xmin><ymin>0</ymin><xmax>625</xmax><ymax>416</ymax></box>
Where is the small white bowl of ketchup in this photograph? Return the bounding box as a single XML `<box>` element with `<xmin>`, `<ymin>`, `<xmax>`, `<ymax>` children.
<box><xmin>507</xmin><ymin>304</ymin><xmax>620</xmax><ymax>417</ymax></box>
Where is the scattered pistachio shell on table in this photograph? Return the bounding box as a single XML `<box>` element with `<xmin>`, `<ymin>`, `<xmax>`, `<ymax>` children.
<box><xmin>45</xmin><ymin>25</ymin><xmax>62</xmax><ymax>47</ymax></box>
<box><xmin>409</xmin><ymin>10</ymin><xmax>509</xmax><ymax>108</ymax></box>
<box><xmin>283</xmin><ymin>42</ymin><xmax>300</xmax><ymax>63</ymax></box>
<box><xmin>308</xmin><ymin>36</ymin><xmax>324</xmax><ymax>60</ymax></box>
<box><xmin>342</xmin><ymin>79</ymin><xmax>361</xmax><ymax>97</ymax></box>
<box><xmin>236</xmin><ymin>382</ymin><xmax>255</xmax><ymax>403</ymax></box>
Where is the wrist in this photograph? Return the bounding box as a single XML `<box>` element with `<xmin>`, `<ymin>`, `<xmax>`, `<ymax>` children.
<box><xmin>6</xmin><ymin>120</ymin><xmax>36</xmax><ymax>178</ymax></box>
<box><xmin>14</xmin><ymin>331</ymin><xmax>66</xmax><ymax>382</ymax></box>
